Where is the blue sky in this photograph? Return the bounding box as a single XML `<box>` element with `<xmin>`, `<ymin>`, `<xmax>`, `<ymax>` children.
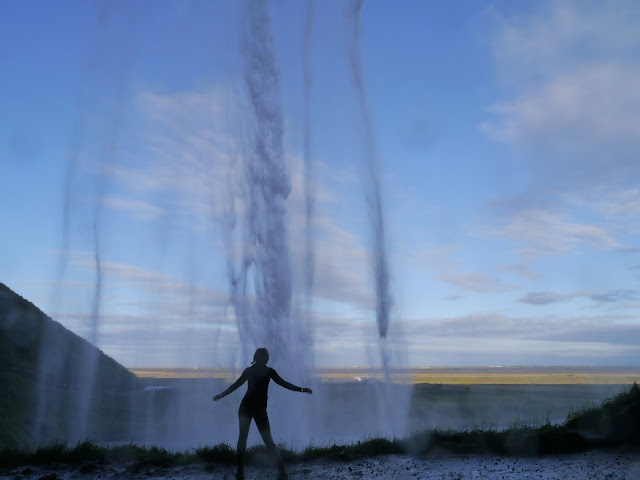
<box><xmin>2</xmin><ymin>0</ymin><xmax>640</xmax><ymax>367</ymax></box>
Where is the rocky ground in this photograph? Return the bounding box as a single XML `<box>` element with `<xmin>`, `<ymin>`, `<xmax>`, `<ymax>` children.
<box><xmin>2</xmin><ymin>449</ymin><xmax>640</xmax><ymax>480</ymax></box>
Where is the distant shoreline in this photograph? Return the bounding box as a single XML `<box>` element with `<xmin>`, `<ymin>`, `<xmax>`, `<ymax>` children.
<box><xmin>128</xmin><ymin>365</ymin><xmax>640</xmax><ymax>384</ymax></box>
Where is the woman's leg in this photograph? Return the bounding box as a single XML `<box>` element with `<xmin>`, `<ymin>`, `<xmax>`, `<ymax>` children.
<box><xmin>236</xmin><ymin>404</ymin><xmax>251</xmax><ymax>478</ymax></box>
<box><xmin>254</xmin><ymin>410</ymin><xmax>286</xmax><ymax>476</ymax></box>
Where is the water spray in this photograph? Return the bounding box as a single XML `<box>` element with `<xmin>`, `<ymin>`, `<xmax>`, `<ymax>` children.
<box><xmin>345</xmin><ymin>0</ymin><xmax>392</xmax><ymax>341</ymax></box>
<box><xmin>345</xmin><ymin>0</ymin><xmax>410</xmax><ymax>438</ymax></box>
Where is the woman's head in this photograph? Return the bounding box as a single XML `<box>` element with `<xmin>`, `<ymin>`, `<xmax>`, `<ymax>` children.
<box><xmin>252</xmin><ymin>348</ymin><xmax>269</xmax><ymax>365</ymax></box>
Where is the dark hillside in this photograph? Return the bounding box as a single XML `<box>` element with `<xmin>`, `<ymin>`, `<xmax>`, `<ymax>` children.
<box><xmin>0</xmin><ymin>283</ymin><xmax>138</xmax><ymax>447</ymax></box>
<box><xmin>566</xmin><ymin>382</ymin><xmax>640</xmax><ymax>445</ymax></box>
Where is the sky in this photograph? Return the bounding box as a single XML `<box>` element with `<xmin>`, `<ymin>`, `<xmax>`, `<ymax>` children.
<box><xmin>1</xmin><ymin>0</ymin><xmax>640</xmax><ymax>368</ymax></box>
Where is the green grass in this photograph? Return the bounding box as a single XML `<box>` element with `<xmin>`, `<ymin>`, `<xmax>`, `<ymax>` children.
<box><xmin>565</xmin><ymin>382</ymin><xmax>640</xmax><ymax>444</ymax></box>
<box><xmin>0</xmin><ymin>440</ymin><xmax>237</xmax><ymax>469</ymax></box>
<box><xmin>1</xmin><ymin>384</ymin><xmax>638</xmax><ymax>469</ymax></box>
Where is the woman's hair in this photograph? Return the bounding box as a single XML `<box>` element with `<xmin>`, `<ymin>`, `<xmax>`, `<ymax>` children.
<box><xmin>252</xmin><ymin>348</ymin><xmax>269</xmax><ymax>365</ymax></box>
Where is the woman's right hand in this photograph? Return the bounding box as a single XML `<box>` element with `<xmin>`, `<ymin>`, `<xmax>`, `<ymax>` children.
<box><xmin>301</xmin><ymin>388</ymin><xmax>312</xmax><ymax>394</ymax></box>
<box><xmin>213</xmin><ymin>394</ymin><xmax>223</xmax><ymax>402</ymax></box>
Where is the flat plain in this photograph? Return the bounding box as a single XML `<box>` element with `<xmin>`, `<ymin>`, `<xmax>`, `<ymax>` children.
<box><xmin>126</xmin><ymin>365</ymin><xmax>640</xmax><ymax>442</ymax></box>
<box><xmin>130</xmin><ymin>365</ymin><xmax>640</xmax><ymax>384</ymax></box>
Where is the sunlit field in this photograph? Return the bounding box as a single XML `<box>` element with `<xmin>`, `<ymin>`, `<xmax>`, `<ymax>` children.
<box><xmin>130</xmin><ymin>366</ymin><xmax>640</xmax><ymax>385</ymax></box>
<box><xmin>128</xmin><ymin>366</ymin><xmax>640</xmax><ymax>439</ymax></box>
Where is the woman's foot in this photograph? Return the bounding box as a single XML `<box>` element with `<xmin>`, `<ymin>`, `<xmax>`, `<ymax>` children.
<box><xmin>277</xmin><ymin>470</ymin><xmax>289</xmax><ymax>480</ymax></box>
<box><xmin>234</xmin><ymin>470</ymin><xmax>245</xmax><ymax>480</ymax></box>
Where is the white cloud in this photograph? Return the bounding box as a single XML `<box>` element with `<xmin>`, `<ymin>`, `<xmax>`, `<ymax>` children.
<box><xmin>519</xmin><ymin>289</ymin><xmax>639</xmax><ymax>307</ymax></box>
<box><xmin>116</xmin><ymin>88</ymin><xmax>374</xmax><ymax>313</ymax></box>
<box><xmin>101</xmin><ymin>195</ymin><xmax>166</xmax><ymax>220</ymax></box>
<box><xmin>59</xmin><ymin>84</ymin><xmax>381</xmax><ymax>368</ymax></box>
<box><xmin>484</xmin><ymin>1</ymin><xmax>640</xmax><ymax>185</ymax></box>
<box><xmin>395</xmin><ymin>311</ymin><xmax>640</xmax><ymax>365</ymax></box>
<box><xmin>102</xmin><ymin>88</ymin><xmax>243</xmax><ymax>234</ymax></box>
<box><xmin>284</xmin><ymin>156</ymin><xmax>372</xmax><ymax>310</ymax></box>
<box><xmin>499</xmin><ymin>263</ymin><xmax>540</xmax><ymax>280</ymax></box>
<box><xmin>480</xmin><ymin>3</ymin><xmax>640</xmax><ymax>283</ymax></box>
<box><xmin>482</xmin><ymin>64</ymin><xmax>640</xmax><ymax>151</ymax></box>
<box><xmin>518</xmin><ymin>292</ymin><xmax>576</xmax><ymax>306</ymax></box>
<box><xmin>71</xmin><ymin>254</ymin><xmax>228</xmax><ymax>311</ymax></box>
<box><xmin>595</xmin><ymin>188</ymin><xmax>640</xmax><ymax>219</ymax></box>
<box><xmin>490</xmin><ymin>2</ymin><xmax>640</xmax><ymax>82</ymax></box>
<box><xmin>404</xmin><ymin>311</ymin><xmax>640</xmax><ymax>348</ymax></box>
<box><xmin>50</xmin><ymin>310</ymin><xmax>237</xmax><ymax>367</ymax></box>
<box><xmin>438</xmin><ymin>272</ymin><xmax>514</xmax><ymax>293</ymax></box>
<box><xmin>490</xmin><ymin>208</ymin><xmax>621</xmax><ymax>256</ymax></box>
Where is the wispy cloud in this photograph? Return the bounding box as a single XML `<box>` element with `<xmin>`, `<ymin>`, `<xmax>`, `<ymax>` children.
<box><xmin>588</xmin><ymin>290</ymin><xmax>639</xmax><ymax>304</ymax></box>
<box><xmin>74</xmin><ymin>257</ymin><xmax>228</xmax><ymax>305</ymax></box>
<box><xmin>594</xmin><ymin>189</ymin><xmax>640</xmax><ymax>220</ymax></box>
<box><xmin>519</xmin><ymin>289</ymin><xmax>639</xmax><ymax>306</ymax></box>
<box><xmin>121</xmin><ymin>88</ymin><xmax>374</xmax><ymax>312</ymax></box>
<box><xmin>482</xmin><ymin>65</ymin><xmax>640</xmax><ymax>151</ymax></box>
<box><xmin>405</xmin><ymin>312</ymin><xmax>640</xmax><ymax>348</ymax></box>
<box><xmin>102</xmin><ymin>88</ymin><xmax>242</xmax><ymax>234</ymax></box>
<box><xmin>438</xmin><ymin>272</ymin><xmax>514</xmax><ymax>293</ymax></box>
<box><xmin>499</xmin><ymin>263</ymin><xmax>540</xmax><ymax>280</ymax></box>
<box><xmin>394</xmin><ymin>311</ymin><xmax>640</xmax><ymax>365</ymax></box>
<box><xmin>407</xmin><ymin>245</ymin><xmax>518</xmax><ymax>295</ymax></box>
<box><xmin>489</xmin><ymin>2</ymin><xmax>640</xmax><ymax>82</ymax></box>
<box><xmin>484</xmin><ymin>2</ymin><xmax>640</xmax><ymax>183</ymax></box>
<box><xmin>101</xmin><ymin>195</ymin><xmax>166</xmax><ymax>221</ymax></box>
<box><xmin>65</xmin><ymin>84</ymin><xmax>379</xmax><ymax>360</ymax></box>
<box><xmin>518</xmin><ymin>292</ymin><xmax>577</xmax><ymax>306</ymax></box>
<box><xmin>487</xmin><ymin>208</ymin><xmax>621</xmax><ymax>256</ymax></box>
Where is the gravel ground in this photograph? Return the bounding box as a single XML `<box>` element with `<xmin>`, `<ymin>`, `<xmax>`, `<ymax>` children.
<box><xmin>2</xmin><ymin>449</ymin><xmax>639</xmax><ymax>480</ymax></box>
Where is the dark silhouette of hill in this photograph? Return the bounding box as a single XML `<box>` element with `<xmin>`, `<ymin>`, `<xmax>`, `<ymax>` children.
<box><xmin>0</xmin><ymin>283</ymin><xmax>138</xmax><ymax>447</ymax></box>
<box><xmin>565</xmin><ymin>382</ymin><xmax>640</xmax><ymax>445</ymax></box>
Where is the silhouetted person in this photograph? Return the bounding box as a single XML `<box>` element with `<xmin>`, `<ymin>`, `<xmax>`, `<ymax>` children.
<box><xmin>213</xmin><ymin>348</ymin><xmax>312</xmax><ymax>480</ymax></box>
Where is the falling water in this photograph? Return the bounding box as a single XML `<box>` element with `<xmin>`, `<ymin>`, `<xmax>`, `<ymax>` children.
<box><xmin>33</xmin><ymin>3</ymin><xmax>133</xmax><ymax>445</ymax></box>
<box><xmin>300</xmin><ymin>0</ymin><xmax>316</xmax><ymax>368</ymax></box>
<box><xmin>345</xmin><ymin>0</ymin><xmax>392</xmax><ymax>341</ymax></box>
<box><xmin>344</xmin><ymin>0</ymin><xmax>409</xmax><ymax>438</ymax></box>
<box><xmin>26</xmin><ymin>1</ymin><xmax>411</xmax><ymax>450</ymax></box>
<box><xmin>222</xmin><ymin>0</ymin><xmax>315</xmax><ymax>447</ymax></box>
<box><xmin>302</xmin><ymin>0</ymin><xmax>316</xmax><ymax>310</ymax></box>
<box><xmin>70</xmin><ymin>224</ymin><xmax>103</xmax><ymax>442</ymax></box>
<box><xmin>228</xmin><ymin>0</ymin><xmax>294</xmax><ymax>364</ymax></box>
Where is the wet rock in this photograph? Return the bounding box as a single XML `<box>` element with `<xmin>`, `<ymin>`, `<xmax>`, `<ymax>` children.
<box><xmin>38</xmin><ymin>474</ymin><xmax>59</xmax><ymax>480</ymax></box>
<box><xmin>79</xmin><ymin>463</ymin><xmax>97</xmax><ymax>473</ymax></box>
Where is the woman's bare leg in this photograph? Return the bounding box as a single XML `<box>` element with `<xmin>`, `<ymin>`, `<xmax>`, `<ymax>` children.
<box><xmin>254</xmin><ymin>411</ymin><xmax>286</xmax><ymax>477</ymax></box>
<box><xmin>236</xmin><ymin>409</ymin><xmax>251</xmax><ymax>478</ymax></box>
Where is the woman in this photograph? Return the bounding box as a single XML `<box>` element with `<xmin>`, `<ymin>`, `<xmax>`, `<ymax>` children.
<box><xmin>213</xmin><ymin>348</ymin><xmax>312</xmax><ymax>480</ymax></box>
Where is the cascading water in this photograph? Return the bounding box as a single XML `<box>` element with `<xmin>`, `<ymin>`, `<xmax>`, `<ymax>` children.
<box><xmin>229</xmin><ymin>0</ymin><xmax>296</xmax><ymax>373</ymax></box>
<box><xmin>27</xmin><ymin>0</ymin><xmax>411</xmax><ymax>450</ymax></box>
<box><xmin>345</xmin><ymin>0</ymin><xmax>410</xmax><ymax>438</ymax></box>
<box><xmin>69</xmin><ymin>225</ymin><xmax>102</xmax><ymax>443</ymax></box>
<box><xmin>302</xmin><ymin>0</ymin><xmax>316</xmax><ymax>340</ymax></box>
<box><xmin>33</xmin><ymin>4</ymin><xmax>133</xmax><ymax>445</ymax></box>
<box><xmin>345</xmin><ymin>0</ymin><xmax>391</xmax><ymax>342</ymax></box>
<box><xmin>225</xmin><ymin>0</ymin><xmax>313</xmax><ymax>447</ymax></box>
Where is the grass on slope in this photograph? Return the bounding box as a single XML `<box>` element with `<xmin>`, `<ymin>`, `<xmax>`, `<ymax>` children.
<box><xmin>1</xmin><ymin>384</ymin><xmax>637</xmax><ymax>469</ymax></box>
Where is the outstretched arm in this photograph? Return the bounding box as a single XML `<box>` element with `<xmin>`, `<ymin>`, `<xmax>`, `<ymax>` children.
<box><xmin>271</xmin><ymin>369</ymin><xmax>312</xmax><ymax>394</ymax></box>
<box><xmin>212</xmin><ymin>370</ymin><xmax>247</xmax><ymax>401</ymax></box>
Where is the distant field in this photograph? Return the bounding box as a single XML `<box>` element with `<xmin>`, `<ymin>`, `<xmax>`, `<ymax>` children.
<box><xmin>129</xmin><ymin>366</ymin><xmax>640</xmax><ymax>384</ymax></box>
